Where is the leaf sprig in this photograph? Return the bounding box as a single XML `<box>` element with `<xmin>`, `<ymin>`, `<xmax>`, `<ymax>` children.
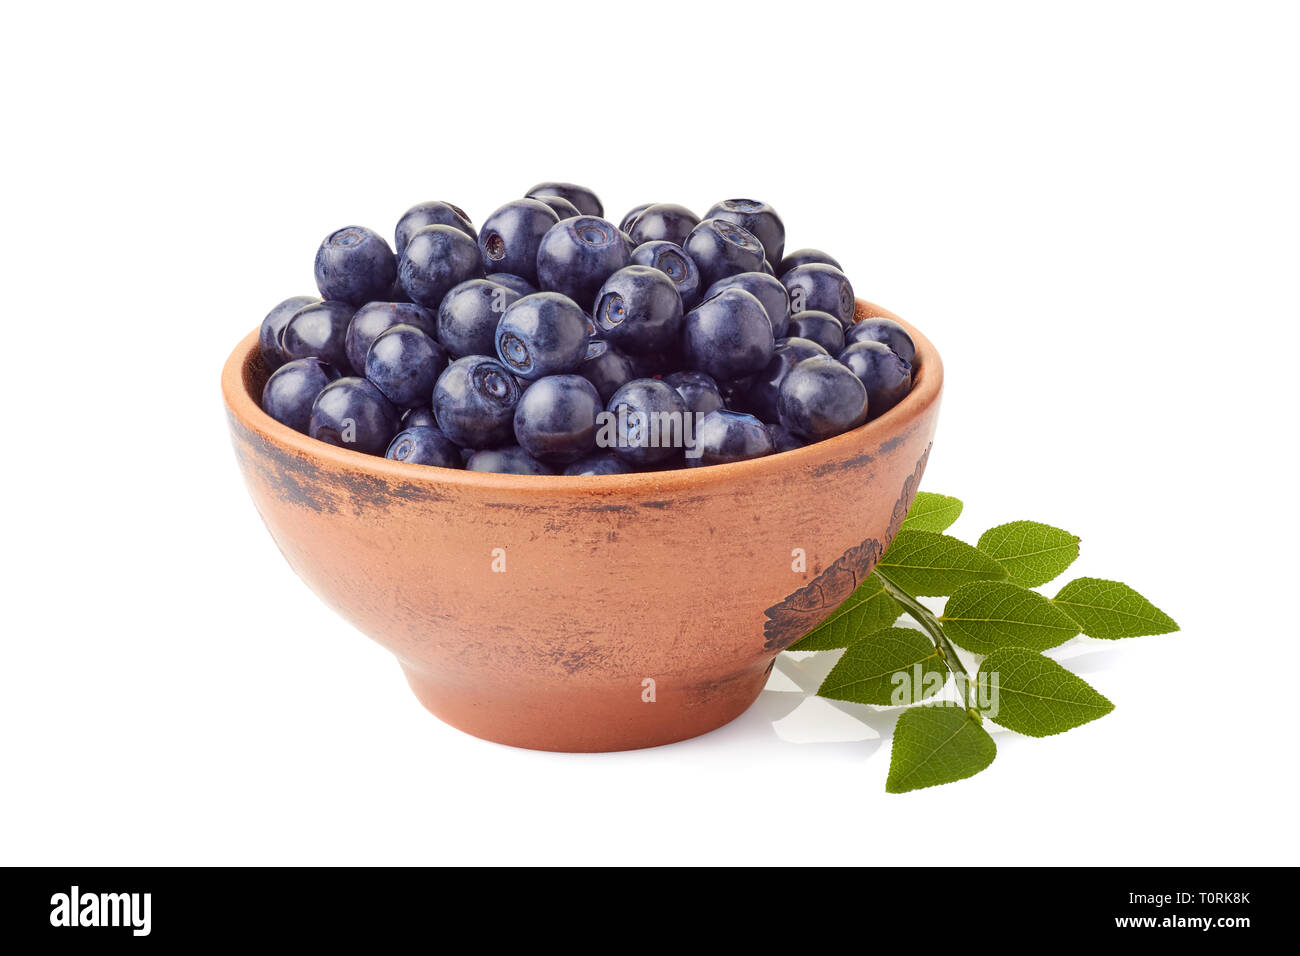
<box><xmin>786</xmin><ymin>491</ymin><xmax>1178</xmax><ymax>793</ymax></box>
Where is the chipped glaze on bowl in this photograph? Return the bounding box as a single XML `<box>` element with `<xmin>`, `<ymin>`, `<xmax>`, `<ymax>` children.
<box><xmin>222</xmin><ymin>299</ymin><xmax>943</xmax><ymax>752</ymax></box>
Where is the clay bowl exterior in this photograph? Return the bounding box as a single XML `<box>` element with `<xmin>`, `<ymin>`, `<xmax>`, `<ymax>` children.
<box><xmin>222</xmin><ymin>298</ymin><xmax>943</xmax><ymax>752</ymax></box>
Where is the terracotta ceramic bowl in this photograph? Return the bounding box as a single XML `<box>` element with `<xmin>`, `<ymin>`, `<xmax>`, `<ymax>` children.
<box><xmin>222</xmin><ymin>299</ymin><xmax>943</xmax><ymax>752</ymax></box>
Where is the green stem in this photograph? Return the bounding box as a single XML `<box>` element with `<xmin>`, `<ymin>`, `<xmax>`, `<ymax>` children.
<box><xmin>875</xmin><ymin>570</ymin><xmax>977</xmax><ymax>714</ymax></box>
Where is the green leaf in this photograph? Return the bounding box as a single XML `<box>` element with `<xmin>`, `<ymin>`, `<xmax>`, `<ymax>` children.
<box><xmin>976</xmin><ymin>647</ymin><xmax>1114</xmax><ymax>737</ymax></box>
<box><xmin>900</xmin><ymin>492</ymin><xmax>964</xmax><ymax>533</ymax></box>
<box><xmin>1052</xmin><ymin>578</ymin><xmax>1179</xmax><ymax>639</ymax></box>
<box><xmin>886</xmin><ymin>703</ymin><xmax>996</xmax><ymax>793</ymax></box>
<box><xmin>941</xmin><ymin>581</ymin><xmax>1081</xmax><ymax>653</ymax></box>
<box><xmin>877</xmin><ymin>530</ymin><xmax>1007</xmax><ymax>596</ymax></box>
<box><xmin>788</xmin><ymin>573</ymin><xmax>902</xmax><ymax>651</ymax></box>
<box><xmin>816</xmin><ymin>627</ymin><xmax>947</xmax><ymax>705</ymax></box>
<box><xmin>976</xmin><ymin>520</ymin><xmax>1080</xmax><ymax>587</ymax></box>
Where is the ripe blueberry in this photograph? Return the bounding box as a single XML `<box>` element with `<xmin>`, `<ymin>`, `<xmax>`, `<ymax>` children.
<box><xmin>495</xmin><ymin>292</ymin><xmax>590</xmax><ymax>380</ymax></box>
<box><xmin>345</xmin><ymin>301</ymin><xmax>437</xmax><ymax>373</ymax></box>
<box><xmin>280</xmin><ymin>300</ymin><xmax>356</xmax><ymax>373</ymax></box>
<box><xmin>401</xmin><ymin>406</ymin><xmax>437</xmax><ymax>429</ymax></box>
<box><xmin>630</xmin><ymin>240</ymin><xmax>701</xmax><ymax>310</ymax></box>
<box><xmin>465</xmin><ymin>446</ymin><xmax>555</xmax><ymax>475</ymax></box>
<box><xmin>579</xmin><ymin>340</ymin><xmax>637</xmax><ymax>403</ymax></box>
<box><xmin>399</xmin><ymin>224</ymin><xmax>484</xmax><ymax>309</ymax></box>
<box><xmin>683</xmin><ymin>218</ymin><xmax>766</xmax><ymax>288</ymax></box>
<box><xmin>839</xmin><ymin>340</ymin><xmax>912</xmax><ymax>418</ymax></box>
<box><xmin>536</xmin><ymin>216</ymin><xmax>631</xmax><ymax>309</ymax></box>
<box><xmin>513</xmin><ymin>374</ymin><xmax>602</xmax><ymax>465</ymax></box>
<box><xmin>438</xmin><ymin>279</ymin><xmax>520</xmax><ymax>358</ymax></box>
<box><xmin>786</xmin><ymin>310</ymin><xmax>845</xmax><ymax>354</ymax></box>
<box><xmin>260</xmin><ymin>295</ymin><xmax>321</xmax><ymax>371</ymax></box>
<box><xmin>778</xmin><ymin>248</ymin><xmax>842</xmax><ymax>276</ymax></box>
<box><xmin>688</xmin><ymin>409</ymin><xmax>774</xmax><ymax>467</ymax></box>
<box><xmin>485</xmin><ymin>273</ymin><xmax>538</xmax><ymax>297</ymax></box>
<box><xmin>395</xmin><ymin>201</ymin><xmax>476</xmax><ymax>252</ymax></box>
<box><xmin>664</xmin><ymin>370</ymin><xmax>725</xmax><ymax>417</ymax></box>
<box><xmin>782</xmin><ymin>263</ymin><xmax>855</xmax><ymax>325</ymax></box>
<box><xmin>309</xmin><ymin>376</ymin><xmax>400</xmax><ymax>455</ymax></box>
<box><xmin>605</xmin><ymin>378</ymin><xmax>689</xmax><ymax>466</ymax></box>
<box><xmin>594</xmin><ymin>265</ymin><xmax>684</xmax><ymax>355</ymax></box>
<box><xmin>704</xmin><ymin>272</ymin><xmax>791</xmax><ymax>339</ymax></box>
<box><xmin>386</xmin><ymin>425</ymin><xmax>464</xmax><ymax>468</ymax></box>
<box><xmin>742</xmin><ymin>336</ymin><xmax>830</xmax><ymax>422</ymax></box>
<box><xmin>365</xmin><ymin>324</ymin><xmax>449</xmax><ymax>408</ymax></box>
<box><xmin>262</xmin><ymin>356</ymin><xmax>340</xmax><ymax>433</ymax></box>
<box><xmin>777</xmin><ymin>355</ymin><xmax>869</xmax><ymax>441</ymax></box>
<box><xmin>432</xmin><ymin>355</ymin><xmax>523</xmax><ymax>448</ymax></box>
<box><xmin>563</xmin><ymin>453</ymin><xmax>632</xmax><ymax>476</ymax></box>
<box><xmin>477</xmin><ymin>199</ymin><xmax>560</xmax><ymax>284</ymax></box>
<box><xmin>314</xmin><ymin>226</ymin><xmax>397</xmax><ymax>307</ymax></box>
<box><xmin>628</xmin><ymin>203</ymin><xmax>700</xmax><ymax>247</ymax></box>
<box><xmin>767</xmin><ymin>422</ymin><xmax>806</xmax><ymax>453</ymax></box>
<box><xmin>844</xmin><ymin>316</ymin><xmax>916</xmax><ymax>366</ymax></box>
<box><xmin>705</xmin><ymin>199</ymin><xmax>785</xmax><ymax>266</ymax></box>
<box><xmin>619</xmin><ymin>203</ymin><xmax>653</xmax><ymax>233</ymax></box>
<box><xmin>525</xmin><ymin>182</ymin><xmax>603</xmax><ymax>217</ymax></box>
<box><xmin>682</xmin><ymin>288</ymin><xmax>775</xmax><ymax>382</ymax></box>
<box><xmin>532</xmin><ymin>195</ymin><xmax>582</xmax><ymax>220</ymax></box>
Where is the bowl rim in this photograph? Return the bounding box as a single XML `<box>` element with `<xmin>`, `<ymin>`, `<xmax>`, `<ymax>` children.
<box><xmin>222</xmin><ymin>298</ymin><xmax>943</xmax><ymax>495</ymax></box>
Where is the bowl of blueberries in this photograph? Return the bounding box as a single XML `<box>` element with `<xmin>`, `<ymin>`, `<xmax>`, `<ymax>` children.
<box><xmin>222</xmin><ymin>184</ymin><xmax>943</xmax><ymax>752</ymax></box>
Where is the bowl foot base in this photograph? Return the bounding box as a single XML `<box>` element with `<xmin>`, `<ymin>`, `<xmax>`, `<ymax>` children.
<box><xmin>399</xmin><ymin>659</ymin><xmax>774</xmax><ymax>753</ymax></box>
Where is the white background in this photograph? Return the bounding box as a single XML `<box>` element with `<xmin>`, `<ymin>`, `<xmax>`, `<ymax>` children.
<box><xmin>2</xmin><ymin>0</ymin><xmax>1297</xmax><ymax>866</ymax></box>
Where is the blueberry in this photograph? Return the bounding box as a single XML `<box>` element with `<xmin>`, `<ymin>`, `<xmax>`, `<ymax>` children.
<box><xmin>437</xmin><ymin>279</ymin><xmax>521</xmax><ymax>358</ymax></box>
<box><xmin>309</xmin><ymin>376</ymin><xmax>400</xmax><ymax>455</ymax></box>
<box><xmin>844</xmin><ymin>316</ymin><xmax>917</xmax><ymax>366</ymax></box>
<box><xmin>778</xmin><ymin>248</ymin><xmax>842</xmax><ymax>276</ymax></box>
<box><xmin>579</xmin><ymin>340</ymin><xmax>637</xmax><ymax>403</ymax></box>
<box><xmin>759</xmin><ymin>258</ymin><xmax>775</xmax><ymax>276</ymax></box>
<box><xmin>432</xmin><ymin>355</ymin><xmax>523</xmax><ymax>448</ymax></box>
<box><xmin>593</xmin><ymin>265</ymin><xmax>684</xmax><ymax>355</ymax></box>
<box><xmin>782</xmin><ymin>263</ymin><xmax>854</xmax><ymax>325</ymax></box>
<box><xmin>465</xmin><ymin>446</ymin><xmax>554</xmax><ymax>475</ymax></box>
<box><xmin>767</xmin><ymin>422</ymin><xmax>806</xmax><ymax>453</ymax></box>
<box><xmin>627</xmin><ymin>345</ymin><xmax>687</xmax><ymax>379</ymax></box>
<box><xmin>630</xmin><ymin>240</ymin><xmax>701</xmax><ymax>309</ymax></box>
<box><xmin>477</xmin><ymin>199</ymin><xmax>560</xmax><ymax>284</ymax></box>
<box><xmin>742</xmin><ymin>336</ymin><xmax>830</xmax><ymax>422</ymax></box>
<box><xmin>688</xmin><ymin>409</ymin><xmax>774</xmax><ymax>467</ymax></box>
<box><xmin>705</xmin><ymin>199</ymin><xmax>785</xmax><ymax>266</ymax></box>
<box><xmin>395</xmin><ymin>201</ymin><xmax>476</xmax><ymax>251</ymax></box>
<box><xmin>399</xmin><ymin>224</ymin><xmax>484</xmax><ymax>309</ymax></box>
<box><xmin>682</xmin><ymin>287</ymin><xmax>775</xmax><ymax>382</ymax></box>
<box><xmin>401</xmin><ymin>406</ymin><xmax>437</xmax><ymax>428</ymax></box>
<box><xmin>563</xmin><ymin>453</ymin><xmax>632</xmax><ymax>476</ymax></box>
<box><xmin>536</xmin><ymin>216</ymin><xmax>631</xmax><ymax>309</ymax></box>
<box><xmin>664</xmin><ymin>370</ymin><xmax>725</xmax><ymax>417</ymax></box>
<box><xmin>619</xmin><ymin>203</ymin><xmax>654</xmax><ymax>233</ymax></box>
<box><xmin>262</xmin><ymin>357</ymin><xmax>340</xmax><ymax>433</ymax></box>
<box><xmin>605</xmin><ymin>378</ymin><xmax>689</xmax><ymax>466</ymax></box>
<box><xmin>839</xmin><ymin>340</ymin><xmax>912</xmax><ymax>418</ymax></box>
<box><xmin>525</xmin><ymin>182</ymin><xmax>603</xmax><ymax>217</ymax></box>
<box><xmin>512</xmin><ymin>374</ymin><xmax>602</xmax><ymax>465</ymax></box>
<box><xmin>345</xmin><ymin>301</ymin><xmax>437</xmax><ymax>373</ymax></box>
<box><xmin>704</xmin><ymin>272</ymin><xmax>790</xmax><ymax>338</ymax></box>
<box><xmin>485</xmin><ymin>273</ymin><xmax>538</xmax><ymax>297</ymax></box>
<box><xmin>385</xmin><ymin>425</ymin><xmax>464</xmax><ymax>468</ymax></box>
<box><xmin>364</xmin><ymin>324</ymin><xmax>449</xmax><ymax>408</ymax></box>
<box><xmin>494</xmin><ymin>292</ymin><xmax>590</xmax><ymax>380</ymax></box>
<box><xmin>786</xmin><ymin>310</ymin><xmax>845</xmax><ymax>354</ymax></box>
<box><xmin>280</xmin><ymin>300</ymin><xmax>356</xmax><ymax>372</ymax></box>
<box><xmin>683</xmin><ymin>218</ymin><xmax>766</xmax><ymax>288</ymax></box>
<box><xmin>532</xmin><ymin>195</ymin><xmax>582</xmax><ymax>220</ymax></box>
<box><xmin>777</xmin><ymin>355</ymin><xmax>869</xmax><ymax>441</ymax></box>
<box><xmin>628</xmin><ymin>203</ymin><xmax>700</xmax><ymax>246</ymax></box>
<box><xmin>314</xmin><ymin>226</ymin><xmax>396</xmax><ymax>307</ymax></box>
<box><xmin>259</xmin><ymin>295</ymin><xmax>321</xmax><ymax>371</ymax></box>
